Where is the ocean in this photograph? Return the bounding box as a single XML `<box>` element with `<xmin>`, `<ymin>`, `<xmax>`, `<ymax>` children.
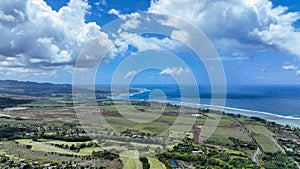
<box><xmin>118</xmin><ymin>84</ymin><xmax>300</xmax><ymax>127</ymax></box>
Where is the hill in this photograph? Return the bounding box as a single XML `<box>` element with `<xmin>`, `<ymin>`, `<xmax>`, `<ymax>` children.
<box><xmin>0</xmin><ymin>80</ymin><xmax>72</xmax><ymax>97</ymax></box>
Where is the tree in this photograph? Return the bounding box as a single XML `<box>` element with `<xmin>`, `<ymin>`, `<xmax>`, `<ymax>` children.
<box><xmin>26</xmin><ymin>145</ymin><xmax>32</xmax><ymax>149</ymax></box>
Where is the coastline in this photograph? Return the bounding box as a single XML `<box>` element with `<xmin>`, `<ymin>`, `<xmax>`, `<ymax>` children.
<box><xmin>203</xmin><ymin>104</ymin><xmax>300</xmax><ymax>128</ymax></box>
<box><xmin>105</xmin><ymin>87</ymin><xmax>151</xmax><ymax>100</ymax></box>
<box><xmin>162</xmin><ymin>100</ymin><xmax>300</xmax><ymax>128</ymax></box>
<box><xmin>107</xmin><ymin>87</ymin><xmax>300</xmax><ymax>128</ymax></box>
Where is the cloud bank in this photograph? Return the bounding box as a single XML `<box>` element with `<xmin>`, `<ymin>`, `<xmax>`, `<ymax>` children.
<box><xmin>160</xmin><ymin>67</ymin><xmax>190</xmax><ymax>76</ymax></box>
<box><xmin>149</xmin><ymin>0</ymin><xmax>300</xmax><ymax>57</ymax></box>
<box><xmin>1</xmin><ymin>0</ymin><xmax>300</xmax><ymax>81</ymax></box>
<box><xmin>0</xmin><ymin>0</ymin><xmax>108</xmax><ymax>77</ymax></box>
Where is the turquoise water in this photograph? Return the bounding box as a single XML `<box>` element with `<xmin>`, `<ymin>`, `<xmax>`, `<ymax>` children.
<box><xmin>169</xmin><ymin>159</ymin><xmax>178</xmax><ymax>168</ymax></box>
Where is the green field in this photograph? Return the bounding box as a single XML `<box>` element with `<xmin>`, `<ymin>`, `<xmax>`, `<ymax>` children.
<box><xmin>246</xmin><ymin>125</ymin><xmax>274</xmax><ymax>136</ymax></box>
<box><xmin>15</xmin><ymin>139</ymin><xmax>100</xmax><ymax>156</ymax></box>
<box><xmin>121</xmin><ymin>159</ymin><xmax>142</xmax><ymax>169</ymax></box>
<box><xmin>148</xmin><ymin>157</ymin><xmax>166</xmax><ymax>169</ymax></box>
<box><xmin>245</xmin><ymin>125</ymin><xmax>280</xmax><ymax>153</ymax></box>
<box><xmin>217</xmin><ymin>117</ymin><xmax>237</xmax><ymax>126</ymax></box>
<box><xmin>16</xmin><ymin>139</ymin><xmax>76</xmax><ymax>155</ymax></box>
<box><xmin>207</xmin><ymin>136</ymin><xmax>234</xmax><ymax>146</ymax></box>
<box><xmin>120</xmin><ymin>150</ymin><xmax>142</xmax><ymax>169</ymax></box>
<box><xmin>211</xmin><ymin>127</ymin><xmax>252</xmax><ymax>142</ymax></box>
<box><xmin>254</xmin><ymin>135</ymin><xmax>280</xmax><ymax>153</ymax></box>
<box><xmin>224</xmin><ymin>148</ymin><xmax>245</xmax><ymax>156</ymax></box>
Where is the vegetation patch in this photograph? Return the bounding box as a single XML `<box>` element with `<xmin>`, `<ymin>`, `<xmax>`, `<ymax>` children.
<box><xmin>254</xmin><ymin>135</ymin><xmax>280</xmax><ymax>153</ymax></box>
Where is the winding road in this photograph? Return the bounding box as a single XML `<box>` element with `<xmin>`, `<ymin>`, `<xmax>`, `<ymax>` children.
<box><xmin>252</xmin><ymin>147</ymin><xmax>261</xmax><ymax>166</ymax></box>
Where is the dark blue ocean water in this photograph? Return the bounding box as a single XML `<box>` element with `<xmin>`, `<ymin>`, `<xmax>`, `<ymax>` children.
<box><xmin>126</xmin><ymin>84</ymin><xmax>300</xmax><ymax>120</ymax></box>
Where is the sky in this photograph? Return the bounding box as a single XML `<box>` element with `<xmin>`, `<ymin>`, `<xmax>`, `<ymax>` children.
<box><xmin>1</xmin><ymin>0</ymin><xmax>300</xmax><ymax>85</ymax></box>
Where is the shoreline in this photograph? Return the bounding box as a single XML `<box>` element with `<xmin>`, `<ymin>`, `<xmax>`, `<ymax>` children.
<box><xmin>105</xmin><ymin>88</ymin><xmax>300</xmax><ymax>128</ymax></box>
<box><xmin>164</xmin><ymin>100</ymin><xmax>300</xmax><ymax>128</ymax></box>
<box><xmin>104</xmin><ymin>97</ymin><xmax>300</xmax><ymax>128</ymax></box>
<box><xmin>202</xmin><ymin>104</ymin><xmax>300</xmax><ymax>128</ymax></box>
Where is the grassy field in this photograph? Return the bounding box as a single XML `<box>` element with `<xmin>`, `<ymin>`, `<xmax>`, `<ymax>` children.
<box><xmin>120</xmin><ymin>150</ymin><xmax>142</xmax><ymax>169</ymax></box>
<box><xmin>245</xmin><ymin>125</ymin><xmax>274</xmax><ymax>136</ymax></box>
<box><xmin>16</xmin><ymin>139</ymin><xmax>75</xmax><ymax>155</ymax></box>
<box><xmin>254</xmin><ymin>135</ymin><xmax>280</xmax><ymax>153</ymax></box>
<box><xmin>217</xmin><ymin>117</ymin><xmax>237</xmax><ymax>126</ymax></box>
<box><xmin>223</xmin><ymin>148</ymin><xmax>245</xmax><ymax>156</ymax></box>
<box><xmin>15</xmin><ymin>137</ymin><xmax>165</xmax><ymax>160</ymax></box>
<box><xmin>148</xmin><ymin>157</ymin><xmax>166</xmax><ymax>169</ymax></box>
<box><xmin>211</xmin><ymin>127</ymin><xmax>252</xmax><ymax>142</ymax></box>
<box><xmin>99</xmin><ymin>102</ymin><xmax>198</xmax><ymax>133</ymax></box>
<box><xmin>121</xmin><ymin>159</ymin><xmax>142</xmax><ymax>169</ymax></box>
<box><xmin>15</xmin><ymin>139</ymin><xmax>100</xmax><ymax>156</ymax></box>
<box><xmin>106</xmin><ymin>113</ymin><xmax>195</xmax><ymax>134</ymax></box>
<box><xmin>207</xmin><ymin>136</ymin><xmax>234</xmax><ymax>146</ymax></box>
<box><xmin>99</xmin><ymin>139</ymin><xmax>164</xmax><ymax>155</ymax></box>
<box><xmin>79</xmin><ymin>147</ymin><xmax>101</xmax><ymax>155</ymax></box>
<box><xmin>245</xmin><ymin>125</ymin><xmax>280</xmax><ymax>153</ymax></box>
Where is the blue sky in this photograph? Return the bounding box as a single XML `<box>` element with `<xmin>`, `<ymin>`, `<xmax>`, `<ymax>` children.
<box><xmin>1</xmin><ymin>0</ymin><xmax>300</xmax><ymax>85</ymax></box>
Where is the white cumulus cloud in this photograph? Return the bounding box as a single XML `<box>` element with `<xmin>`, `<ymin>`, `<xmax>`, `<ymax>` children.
<box><xmin>0</xmin><ymin>0</ymin><xmax>111</xmax><ymax>77</ymax></box>
<box><xmin>112</xmin><ymin>32</ymin><xmax>179</xmax><ymax>56</ymax></box>
<box><xmin>149</xmin><ymin>0</ymin><xmax>300</xmax><ymax>58</ymax></box>
<box><xmin>160</xmin><ymin>67</ymin><xmax>190</xmax><ymax>76</ymax></box>
<box><xmin>109</xmin><ymin>9</ymin><xmax>181</xmax><ymax>55</ymax></box>
<box><xmin>281</xmin><ymin>64</ymin><xmax>298</xmax><ymax>70</ymax></box>
<box><xmin>124</xmin><ymin>70</ymin><xmax>137</xmax><ymax>79</ymax></box>
<box><xmin>171</xmin><ymin>30</ymin><xmax>190</xmax><ymax>44</ymax></box>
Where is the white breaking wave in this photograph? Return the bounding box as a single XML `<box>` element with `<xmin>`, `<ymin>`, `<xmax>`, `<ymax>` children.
<box><xmin>152</xmin><ymin>100</ymin><xmax>300</xmax><ymax>127</ymax></box>
<box><xmin>106</xmin><ymin>88</ymin><xmax>300</xmax><ymax>127</ymax></box>
<box><xmin>202</xmin><ymin>104</ymin><xmax>300</xmax><ymax>120</ymax></box>
<box><xmin>129</xmin><ymin>88</ymin><xmax>151</xmax><ymax>97</ymax></box>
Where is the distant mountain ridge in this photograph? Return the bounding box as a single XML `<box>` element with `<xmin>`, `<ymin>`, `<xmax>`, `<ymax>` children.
<box><xmin>0</xmin><ymin>80</ymin><xmax>72</xmax><ymax>97</ymax></box>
